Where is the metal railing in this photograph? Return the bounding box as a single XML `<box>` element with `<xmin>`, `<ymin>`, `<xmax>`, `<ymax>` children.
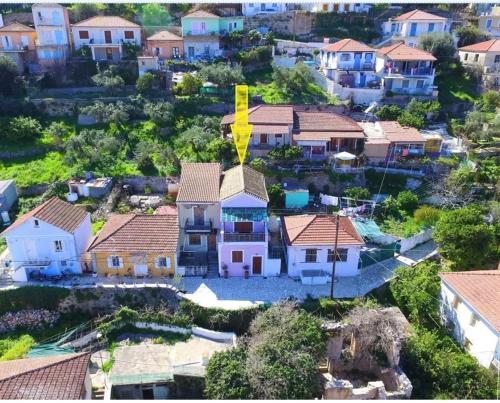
<box><xmin>223</xmin><ymin>232</ymin><xmax>266</xmax><ymax>242</ymax></box>
<box><xmin>184</xmin><ymin>218</ymin><xmax>212</xmax><ymax>232</ymax></box>
<box><xmin>385</xmin><ymin>67</ymin><xmax>434</xmax><ymax>76</ymax></box>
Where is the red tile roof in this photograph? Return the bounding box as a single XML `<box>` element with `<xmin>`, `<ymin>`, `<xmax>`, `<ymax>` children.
<box><xmin>87</xmin><ymin>214</ymin><xmax>179</xmax><ymax>253</ymax></box>
<box><xmin>378</xmin><ymin>121</ymin><xmax>426</xmax><ymax>143</ymax></box>
<box><xmin>439</xmin><ymin>270</ymin><xmax>500</xmax><ymax>332</ymax></box>
<box><xmin>221</xmin><ymin>105</ymin><xmax>294</xmax><ymax>125</ymax></box>
<box><xmin>147</xmin><ymin>30</ymin><xmax>183</xmax><ymax>41</ymax></box>
<box><xmin>176</xmin><ymin>162</ymin><xmax>221</xmax><ymax>203</ymax></box>
<box><xmin>377</xmin><ymin>42</ymin><xmax>436</xmax><ymax>61</ymax></box>
<box><xmin>182</xmin><ymin>10</ymin><xmax>219</xmax><ymax>19</ymax></box>
<box><xmin>0</xmin><ymin>21</ymin><xmax>35</xmax><ymax>32</ymax></box>
<box><xmin>293</xmin><ymin>132</ymin><xmax>364</xmax><ymax>142</ymax></box>
<box><xmin>283</xmin><ymin>215</ymin><xmax>364</xmax><ymax>246</ymax></box>
<box><xmin>459</xmin><ymin>39</ymin><xmax>500</xmax><ymax>53</ymax></box>
<box><xmin>394</xmin><ymin>9</ymin><xmax>446</xmax><ymax>21</ymax></box>
<box><xmin>72</xmin><ymin>15</ymin><xmax>140</xmax><ymax>28</ymax></box>
<box><xmin>322</xmin><ymin>38</ymin><xmax>374</xmax><ymax>53</ymax></box>
<box><xmin>0</xmin><ymin>353</ymin><xmax>90</xmax><ymax>400</ymax></box>
<box><xmin>296</xmin><ymin>111</ymin><xmax>363</xmax><ymax>132</ymax></box>
<box><xmin>1</xmin><ymin>197</ymin><xmax>89</xmax><ymax>236</ymax></box>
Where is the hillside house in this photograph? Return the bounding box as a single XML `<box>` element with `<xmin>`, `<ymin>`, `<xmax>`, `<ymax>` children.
<box><xmin>0</xmin><ymin>21</ymin><xmax>37</xmax><ymax>73</ymax></box>
<box><xmin>145</xmin><ymin>30</ymin><xmax>184</xmax><ymax>59</ymax></box>
<box><xmin>1</xmin><ymin>197</ymin><xmax>92</xmax><ymax>282</ymax></box>
<box><xmin>459</xmin><ymin>39</ymin><xmax>500</xmax><ymax>89</ymax></box>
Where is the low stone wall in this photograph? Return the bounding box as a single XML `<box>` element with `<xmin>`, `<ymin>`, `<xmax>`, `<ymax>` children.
<box><xmin>244</xmin><ymin>11</ymin><xmax>314</xmax><ymax>37</ymax></box>
<box><xmin>399</xmin><ymin>228</ymin><xmax>433</xmax><ymax>254</ymax></box>
<box><xmin>122</xmin><ymin>176</ymin><xmax>179</xmax><ymax>195</ymax></box>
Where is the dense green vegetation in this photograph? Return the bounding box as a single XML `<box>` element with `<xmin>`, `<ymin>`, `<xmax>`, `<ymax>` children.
<box><xmin>0</xmin><ymin>287</ymin><xmax>70</xmax><ymax>315</ymax></box>
<box><xmin>313</xmin><ymin>12</ymin><xmax>380</xmax><ymax>43</ymax></box>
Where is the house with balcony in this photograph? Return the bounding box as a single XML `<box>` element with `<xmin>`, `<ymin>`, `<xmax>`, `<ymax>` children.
<box><xmin>439</xmin><ymin>270</ymin><xmax>500</xmax><ymax>370</ymax></box>
<box><xmin>0</xmin><ymin>21</ymin><xmax>37</xmax><ymax>73</ymax></box>
<box><xmin>1</xmin><ymin>197</ymin><xmax>91</xmax><ymax>282</ymax></box>
<box><xmin>318</xmin><ymin>39</ymin><xmax>383</xmax><ymax>104</ymax></box>
<box><xmin>361</xmin><ymin>121</ymin><xmax>426</xmax><ymax>163</ymax></box>
<box><xmin>71</xmin><ymin>16</ymin><xmax>141</xmax><ymax>62</ymax></box>
<box><xmin>381</xmin><ymin>9</ymin><xmax>449</xmax><ymax>48</ymax></box>
<box><xmin>292</xmin><ymin>111</ymin><xmax>365</xmax><ymax>161</ymax></box>
<box><xmin>218</xmin><ymin>165</ymin><xmax>280</xmax><ymax>277</ymax></box>
<box><xmin>145</xmin><ymin>30</ymin><xmax>184</xmax><ymax>60</ymax></box>
<box><xmin>242</xmin><ymin>3</ymin><xmax>288</xmax><ymax>16</ymax></box>
<box><xmin>32</xmin><ymin>3</ymin><xmax>71</xmax><ymax>67</ymax></box>
<box><xmin>282</xmin><ymin>214</ymin><xmax>364</xmax><ymax>283</ymax></box>
<box><xmin>87</xmin><ymin>213</ymin><xmax>178</xmax><ymax>278</ymax></box>
<box><xmin>221</xmin><ymin>105</ymin><xmax>294</xmax><ymax>157</ymax></box>
<box><xmin>304</xmin><ymin>3</ymin><xmax>372</xmax><ymax>13</ymax></box>
<box><xmin>459</xmin><ymin>39</ymin><xmax>500</xmax><ymax>89</ymax></box>
<box><xmin>478</xmin><ymin>6</ymin><xmax>500</xmax><ymax>38</ymax></box>
<box><xmin>181</xmin><ymin>10</ymin><xmax>243</xmax><ymax>58</ymax></box>
<box><xmin>175</xmin><ymin>162</ymin><xmax>222</xmax><ymax>276</ymax></box>
<box><xmin>375</xmin><ymin>42</ymin><xmax>437</xmax><ymax>97</ymax></box>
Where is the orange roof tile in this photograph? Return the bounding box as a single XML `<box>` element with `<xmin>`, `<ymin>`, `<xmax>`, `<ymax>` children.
<box><xmin>293</xmin><ymin>132</ymin><xmax>364</xmax><ymax>142</ymax></box>
<box><xmin>322</xmin><ymin>38</ymin><xmax>374</xmax><ymax>53</ymax></box>
<box><xmin>176</xmin><ymin>163</ymin><xmax>221</xmax><ymax>203</ymax></box>
<box><xmin>0</xmin><ymin>353</ymin><xmax>90</xmax><ymax>400</ymax></box>
<box><xmin>147</xmin><ymin>30</ymin><xmax>183</xmax><ymax>41</ymax></box>
<box><xmin>87</xmin><ymin>214</ymin><xmax>178</xmax><ymax>253</ymax></box>
<box><xmin>394</xmin><ymin>9</ymin><xmax>446</xmax><ymax>21</ymax></box>
<box><xmin>459</xmin><ymin>39</ymin><xmax>500</xmax><ymax>53</ymax></box>
<box><xmin>378</xmin><ymin>121</ymin><xmax>426</xmax><ymax>143</ymax></box>
<box><xmin>221</xmin><ymin>105</ymin><xmax>294</xmax><ymax>125</ymax></box>
<box><xmin>439</xmin><ymin>270</ymin><xmax>500</xmax><ymax>332</ymax></box>
<box><xmin>296</xmin><ymin>111</ymin><xmax>363</xmax><ymax>132</ymax></box>
<box><xmin>72</xmin><ymin>15</ymin><xmax>139</xmax><ymax>28</ymax></box>
<box><xmin>1</xmin><ymin>197</ymin><xmax>88</xmax><ymax>236</ymax></box>
<box><xmin>182</xmin><ymin>10</ymin><xmax>219</xmax><ymax>19</ymax></box>
<box><xmin>377</xmin><ymin>42</ymin><xmax>436</xmax><ymax>61</ymax></box>
<box><xmin>283</xmin><ymin>215</ymin><xmax>364</xmax><ymax>246</ymax></box>
<box><xmin>0</xmin><ymin>21</ymin><xmax>35</xmax><ymax>32</ymax></box>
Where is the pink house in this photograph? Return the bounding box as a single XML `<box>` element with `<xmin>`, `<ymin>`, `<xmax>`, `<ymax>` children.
<box><xmin>218</xmin><ymin>165</ymin><xmax>281</xmax><ymax>277</ymax></box>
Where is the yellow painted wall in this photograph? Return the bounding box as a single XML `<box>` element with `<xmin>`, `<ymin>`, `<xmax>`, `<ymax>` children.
<box><xmin>92</xmin><ymin>251</ymin><xmax>176</xmax><ymax>277</ymax></box>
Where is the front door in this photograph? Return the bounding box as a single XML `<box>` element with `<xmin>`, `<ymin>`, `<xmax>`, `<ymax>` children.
<box><xmin>208</xmin><ymin>234</ymin><xmax>217</xmax><ymax>251</ymax></box>
<box><xmin>104</xmin><ymin>30</ymin><xmax>112</xmax><ymax>44</ymax></box>
<box><xmin>193</xmin><ymin>206</ymin><xmax>204</xmax><ymax>225</ymax></box>
<box><xmin>360</xmin><ymin>72</ymin><xmax>366</xmax><ymax>87</ymax></box>
<box><xmin>354</xmin><ymin>53</ymin><xmax>361</xmax><ymax>70</ymax></box>
<box><xmin>252</xmin><ymin>256</ymin><xmax>262</xmax><ymax>275</ymax></box>
<box><xmin>134</xmin><ymin>264</ymin><xmax>148</xmax><ymax>277</ymax></box>
<box><xmin>410</xmin><ymin>23</ymin><xmax>417</xmax><ymax>36</ymax></box>
<box><xmin>188</xmin><ymin>46</ymin><xmax>194</xmax><ymax>58</ymax></box>
<box><xmin>105</xmin><ymin>47</ymin><xmax>113</xmax><ymax>60</ymax></box>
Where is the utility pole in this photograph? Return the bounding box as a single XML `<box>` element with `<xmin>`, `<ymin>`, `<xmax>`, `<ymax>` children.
<box><xmin>329</xmin><ymin>213</ymin><xmax>340</xmax><ymax>300</ymax></box>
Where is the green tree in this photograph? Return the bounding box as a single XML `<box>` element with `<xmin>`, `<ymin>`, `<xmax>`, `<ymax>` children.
<box><xmin>267</xmin><ymin>183</ymin><xmax>284</xmax><ymax>208</ymax></box>
<box><xmin>265</xmin><ymin>31</ymin><xmax>276</xmax><ymax>46</ymax></box>
<box><xmin>67</xmin><ymin>3</ymin><xmax>106</xmax><ymax>22</ymax></box>
<box><xmin>249</xmin><ymin>157</ymin><xmax>266</xmax><ymax>172</ymax></box>
<box><xmin>198</xmin><ymin>63</ymin><xmax>244</xmax><ymax>89</ymax></box>
<box><xmin>344</xmin><ymin>187</ymin><xmax>371</xmax><ymax>201</ymax></box>
<box><xmin>143</xmin><ymin>101</ymin><xmax>174</xmax><ymax>126</ymax></box>
<box><xmin>419</xmin><ymin>33</ymin><xmax>455</xmax><ymax>64</ymax></box>
<box><xmin>140</xmin><ymin>4</ymin><xmax>171</xmax><ymax>35</ymax></box>
<box><xmin>454</xmin><ymin>25</ymin><xmax>490</xmax><ymax>48</ymax></box>
<box><xmin>174</xmin><ymin>73</ymin><xmax>202</xmax><ymax>96</ymax></box>
<box><xmin>375</xmin><ymin>104</ymin><xmax>403</xmax><ymax>120</ymax></box>
<box><xmin>44</xmin><ymin>121</ymin><xmax>71</xmax><ymax>146</ymax></box>
<box><xmin>396</xmin><ymin>190</ymin><xmax>419</xmax><ymax>215</ymax></box>
<box><xmin>92</xmin><ymin>65</ymin><xmax>125</xmax><ymax>94</ymax></box>
<box><xmin>397</xmin><ymin>111</ymin><xmax>425</xmax><ymax>129</ymax></box>
<box><xmin>8</xmin><ymin>116</ymin><xmax>42</xmax><ymax>142</ymax></box>
<box><xmin>0</xmin><ymin>56</ymin><xmax>24</xmax><ymax>97</ymax></box>
<box><xmin>136</xmin><ymin>72</ymin><xmax>155</xmax><ymax>96</ymax></box>
<box><xmin>247</xmin><ymin>29</ymin><xmax>262</xmax><ymax>46</ymax></box>
<box><xmin>414</xmin><ymin>206</ymin><xmax>441</xmax><ymax>227</ymax></box>
<box><xmin>80</xmin><ymin>101</ymin><xmax>131</xmax><ymax>124</ymax></box>
<box><xmin>389</xmin><ymin>262</ymin><xmax>442</xmax><ymax>326</ymax></box>
<box><xmin>205</xmin><ymin>348</ymin><xmax>252</xmax><ymax>399</ymax></box>
<box><xmin>134</xmin><ymin>140</ymin><xmax>157</xmax><ymax>175</ymax></box>
<box><xmin>272</xmin><ymin>63</ymin><xmax>313</xmax><ymax>98</ymax></box>
<box><xmin>433</xmin><ymin>206</ymin><xmax>496</xmax><ymax>269</ymax></box>
<box><xmin>474</xmin><ymin>90</ymin><xmax>500</xmax><ymax>113</ymax></box>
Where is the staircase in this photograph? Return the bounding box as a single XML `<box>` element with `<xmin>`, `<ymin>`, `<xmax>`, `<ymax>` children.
<box><xmin>206</xmin><ymin>251</ymin><xmax>219</xmax><ymax>278</ymax></box>
<box><xmin>92</xmin><ymin>387</ymin><xmax>105</xmax><ymax>400</ymax></box>
<box><xmin>0</xmin><ymin>269</ymin><xmax>13</xmax><ymax>288</ymax></box>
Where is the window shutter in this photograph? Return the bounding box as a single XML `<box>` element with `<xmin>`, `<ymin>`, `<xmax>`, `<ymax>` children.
<box><xmin>119</xmin><ymin>257</ymin><xmax>124</xmax><ymax>268</ymax></box>
<box><xmin>155</xmin><ymin>257</ymin><xmax>160</xmax><ymax>269</ymax></box>
<box><xmin>107</xmin><ymin>257</ymin><xmax>113</xmax><ymax>268</ymax></box>
<box><xmin>166</xmin><ymin>257</ymin><xmax>171</xmax><ymax>269</ymax></box>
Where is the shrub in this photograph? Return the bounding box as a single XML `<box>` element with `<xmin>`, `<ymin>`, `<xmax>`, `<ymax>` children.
<box><xmin>375</xmin><ymin>104</ymin><xmax>402</xmax><ymax>120</ymax></box>
<box><xmin>7</xmin><ymin>116</ymin><xmax>42</xmax><ymax>142</ymax></box>
<box><xmin>0</xmin><ymin>335</ymin><xmax>35</xmax><ymax>361</ymax></box>
<box><xmin>0</xmin><ymin>287</ymin><xmax>70</xmax><ymax>315</ymax></box>
<box><xmin>398</xmin><ymin>111</ymin><xmax>425</xmax><ymax>129</ymax></box>
<box><xmin>249</xmin><ymin>157</ymin><xmax>265</xmax><ymax>172</ymax></box>
<box><xmin>396</xmin><ymin>190</ymin><xmax>419</xmax><ymax>215</ymax></box>
<box><xmin>267</xmin><ymin>183</ymin><xmax>284</xmax><ymax>209</ymax></box>
<box><xmin>414</xmin><ymin>206</ymin><xmax>441</xmax><ymax>227</ymax></box>
<box><xmin>344</xmin><ymin>187</ymin><xmax>371</xmax><ymax>201</ymax></box>
<box><xmin>136</xmin><ymin>72</ymin><xmax>155</xmax><ymax>96</ymax></box>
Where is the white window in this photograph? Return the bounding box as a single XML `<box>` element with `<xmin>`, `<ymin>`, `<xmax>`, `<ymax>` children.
<box><xmin>108</xmin><ymin>255</ymin><xmax>122</xmax><ymax>268</ymax></box>
<box><xmin>156</xmin><ymin>256</ymin><xmax>171</xmax><ymax>269</ymax></box>
<box><xmin>54</xmin><ymin>240</ymin><xmax>63</xmax><ymax>252</ymax></box>
<box><xmin>416</xmin><ymin>79</ymin><xmax>424</xmax><ymax>89</ymax></box>
<box><xmin>340</xmin><ymin>53</ymin><xmax>350</xmax><ymax>61</ymax></box>
<box><xmin>464</xmin><ymin>53</ymin><xmax>468</xmax><ymax>61</ymax></box>
<box><xmin>33</xmin><ymin>219</ymin><xmax>39</xmax><ymax>228</ymax></box>
<box><xmin>474</xmin><ymin>54</ymin><xmax>479</xmax><ymax>62</ymax></box>
<box><xmin>469</xmin><ymin>313</ymin><xmax>478</xmax><ymax>327</ymax></box>
<box><xmin>452</xmin><ymin>295</ymin><xmax>460</xmax><ymax>309</ymax></box>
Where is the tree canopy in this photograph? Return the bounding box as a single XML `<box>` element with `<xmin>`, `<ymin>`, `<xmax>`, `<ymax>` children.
<box><xmin>419</xmin><ymin>33</ymin><xmax>455</xmax><ymax>64</ymax></box>
<box><xmin>198</xmin><ymin>63</ymin><xmax>244</xmax><ymax>89</ymax></box>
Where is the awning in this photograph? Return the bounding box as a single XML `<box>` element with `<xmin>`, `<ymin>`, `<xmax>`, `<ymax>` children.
<box><xmin>333</xmin><ymin>151</ymin><xmax>357</xmax><ymax>161</ymax></box>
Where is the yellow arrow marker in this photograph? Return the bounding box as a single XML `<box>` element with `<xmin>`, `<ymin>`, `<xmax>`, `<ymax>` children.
<box><xmin>231</xmin><ymin>85</ymin><xmax>253</xmax><ymax>165</ymax></box>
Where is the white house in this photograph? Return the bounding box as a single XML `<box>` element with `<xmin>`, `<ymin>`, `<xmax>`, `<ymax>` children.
<box><xmin>242</xmin><ymin>3</ymin><xmax>288</xmax><ymax>16</ymax></box>
<box><xmin>375</xmin><ymin>42</ymin><xmax>437</xmax><ymax>96</ymax></box>
<box><xmin>382</xmin><ymin>9</ymin><xmax>449</xmax><ymax>47</ymax></box>
<box><xmin>71</xmin><ymin>16</ymin><xmax>141</xmax><ymax>62</ymax></box>
<box><xmin>439</xmin><ymin>270</ymin><xmax>500</xmax><ymax>370</ymax></box>
<box><xmin>303</xmin><ymin>3</ymin><xmax>372</xmax><ymax>13</ymax></box>
<box><xmin>1</xmin><ymin>197</ymin><xmax>92</xmax><ymax>282</ymax></box>
<box><xmin>282</xmin><ymin>214</ymin><xmax>364</xmax><ymax>281</ymax></box>
<box><xmin>32</xmin><ymin>3</ymin><xmax>71</xmax><ymax>67</ymax></box>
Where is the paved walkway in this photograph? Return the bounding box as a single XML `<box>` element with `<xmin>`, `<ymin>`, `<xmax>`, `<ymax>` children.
<box><xmin>181</xmin><ymin>241</ymin><xmax>437</xmax><ymax>309</ymax></box>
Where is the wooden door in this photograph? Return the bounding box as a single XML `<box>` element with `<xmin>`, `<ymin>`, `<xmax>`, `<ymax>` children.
<box><xmin>252</xmin><ymin>256</ymin><xmax>262</xmax><ymax>275</ymax></box>
<box><xmin>105</xmin><ymin>47</ymin><xmax>113</xmax><ymax>60</ymax></box>
<box><xmin>104</xmin><ymin>30</ymin><xmax>112</xmax><ymax>44</ymax></box>
<box><xmin>193</xmin><ymin>206</ymin><xmax>204</xmax><ymax>225</ymax></box>
<box><xmin>208</xmin><ymin>234</ymin><xmax>217</xmax><ymax>251</ymax></box>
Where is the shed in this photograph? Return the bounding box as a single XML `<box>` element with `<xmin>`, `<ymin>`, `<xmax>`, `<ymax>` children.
<box><xmin>0</xmin><ymin>180</ymin><xmax>17</xmax><ymax>212</ymax></box>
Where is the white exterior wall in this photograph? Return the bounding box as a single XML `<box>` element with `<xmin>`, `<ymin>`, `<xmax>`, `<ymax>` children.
<box><xmin>220</xmin><ymin>192</ymin><xmax>267</xmax><ymax>209</ymax></box>
<box><xmin>184</xmin><ymin>39</ymin><xmax>221</xmax><ymax>58</ymax></box>
<box><xmin>242</xmin><ymin>3</ymin><xmax>288</xmax><ymax>16</ymax></box>
<box><xmin>382</xmin><ymin>20</ymin><xmax>449</xmax><ymax>47</ymax></box>
<box><xmin>440</xmin><ymin>281</ymin><xmax>500</xmax><ymax>368</ymax></box>
<box><xmin>72</xmin><ymin>27</ymin><xmax>141</xmax><ymax>49</ymax></box>
<box><xmin>286</xmin><ymin>244</ymin><xmax>361</xmax><ymax>278</ymax></box>
<box><xmin>249</xmin><ymin>131</ymin><xmax>291</xmax><ymax>147</ymax></box>
<box><xmin>305</xmin><ymin>3</ymin><xmax>371</xmax><ymax>13</ymax></box>
<box><xmin>4</xmin><ymin>214</ymin><xmax>91</xmax><ymax>278</ymax></box>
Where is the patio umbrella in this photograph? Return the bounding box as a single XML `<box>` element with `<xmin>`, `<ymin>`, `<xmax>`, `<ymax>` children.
<box><xmin>333</xmin><ymin>151</ymin><xmax>356</xmax><ymax>161</ymax></box>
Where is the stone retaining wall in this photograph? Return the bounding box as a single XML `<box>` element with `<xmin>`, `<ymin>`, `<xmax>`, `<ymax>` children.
<box><xmin>244</xmin><ymin>11</ymin><xmax>314</xmax><ymax>37</ymax></box>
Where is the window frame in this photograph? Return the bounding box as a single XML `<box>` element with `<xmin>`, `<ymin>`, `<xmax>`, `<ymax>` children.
<box><xmin>79</xmin><ymin>30</ymin><xmax>89</xmax><ymax>40</ymax></box>
<box><xmin>189</xmin><ymin>234</ymin><xmax>202</xmax><ymax>246</ymax></box>
<box><xmin>305</xmin><ymin>248</ymin><xmax>317</xmax><ymax>263</ymax></box>
<box><xmin>124</xmin><ymin>30</ymin><xmax>134</xmax><ymax>40</ymax></box>
<box><xmin>110</xmin><ymin>255</ymin><xmax>121</xmax><ymax>268</ymax></box>
<box><xmin>156</xmin><ymin>256</ymin><xmax>171</xmax><ymax>269</ymax></box>
<box><xmin>54</xmin><ymin>240</ymin><xmax>63</xmax><ymax>252</ymax></box>
<box><xmin>232</xmin><ymin>250</ymin><xmax>243</xmax><ymax>263</ymax></box>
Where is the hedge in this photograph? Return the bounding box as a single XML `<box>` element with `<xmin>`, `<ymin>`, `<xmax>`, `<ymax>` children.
<box><xmin>0</xmin><ymin>287</ymin><xmax>70</xmax><ymax>315</ymax></box>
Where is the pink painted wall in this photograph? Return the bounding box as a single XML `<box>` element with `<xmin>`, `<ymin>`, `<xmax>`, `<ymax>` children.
<box><xmin>219</xmin><ymin>243</ymin><xmax>267</xmax><ymax>276</ymax></box>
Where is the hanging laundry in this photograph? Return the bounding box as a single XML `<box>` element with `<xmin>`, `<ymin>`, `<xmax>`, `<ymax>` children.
<box><xmin>320</xmin><ymin>193</ymin><xmax>339</xmax><ymax>206</ymax></box>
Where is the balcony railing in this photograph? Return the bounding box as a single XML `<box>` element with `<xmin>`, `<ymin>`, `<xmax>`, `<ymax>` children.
<box><xmin>337</xmin><ymin>62</ymin><xmax>374</xmax><ymax>71</ymax></box>
<box><xmin>385</xmin><ymin>67</ymin><xmax>434</xmax><ymax>76</ymax></box>
<box><xmin>223</xmin><ymin>232</ymin><xmax>266</xmax><ymax>242</ymax></box>
<box><xmin>185</xmin><ymin>219</ymin><xmax>212</xmax><ymax>233</ymax></box>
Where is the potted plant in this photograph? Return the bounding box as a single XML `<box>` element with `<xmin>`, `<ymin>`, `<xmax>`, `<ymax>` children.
<box><xmin>222</xmin><ymin>264</ymin><xmax>228</xmax><ymax>279</ymax></box>
<box><xmin>243</xmin><ymin>265</ymin><xmax>249</xmax><ymax>279</ymax></box>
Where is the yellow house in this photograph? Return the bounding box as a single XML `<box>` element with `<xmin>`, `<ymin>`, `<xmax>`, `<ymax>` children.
<box><xmin>87</xmin><ymin>213</ymin><xmax>179</xmax><ymax>277</ymax></box>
